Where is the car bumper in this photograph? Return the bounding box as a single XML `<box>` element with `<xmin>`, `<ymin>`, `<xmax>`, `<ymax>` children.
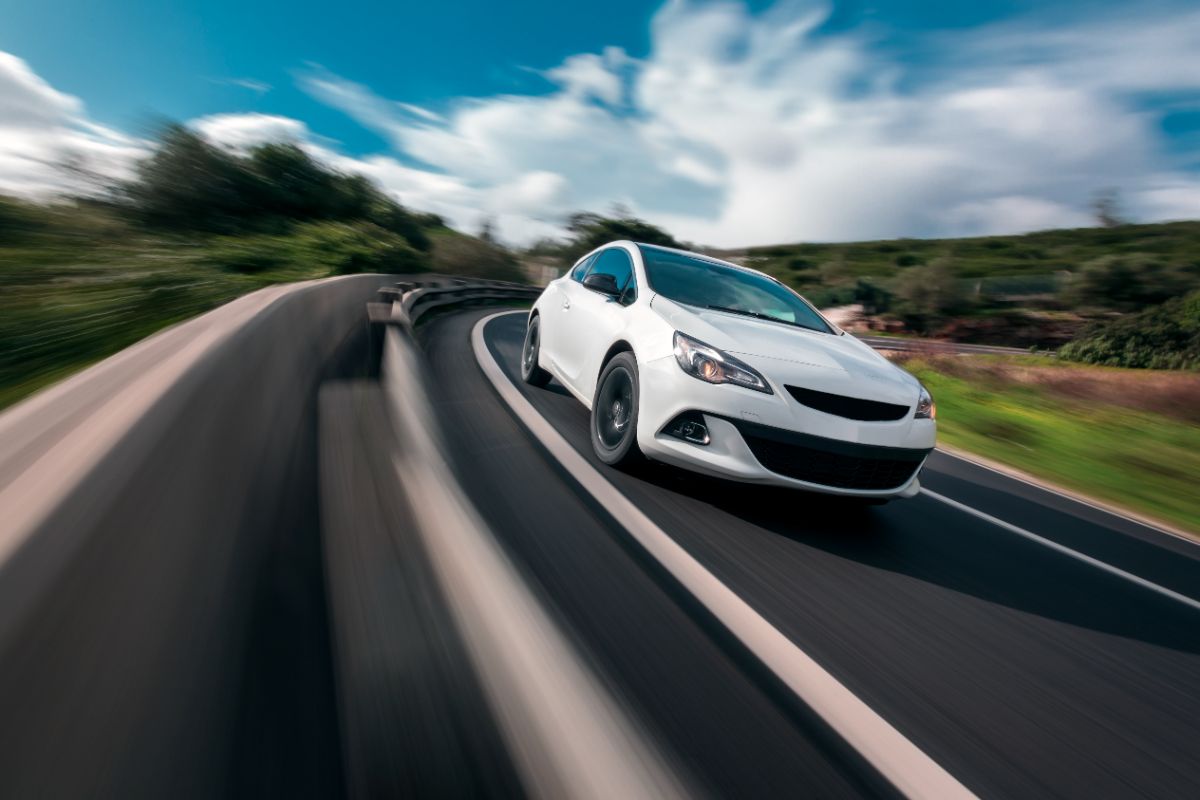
<box><xmin>636</xmin><ymin>354</ymin><xmax>935</xmax><ymax>498</ymax></box>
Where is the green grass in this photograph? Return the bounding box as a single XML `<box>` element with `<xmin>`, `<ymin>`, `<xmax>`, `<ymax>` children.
<box><xmin>0</xmin><ymin>208</ymin><xmax>519</xmax><ymax>410</ymax></box>
<box><xmin>903</xmin><ymin>359</ymin><xmax>1200</xmax><ymax>534</ymax></box>
<box><xmin>0</xmin><ymin>240</ymin><xmax>335</xmax><ymax>410</ymax></box>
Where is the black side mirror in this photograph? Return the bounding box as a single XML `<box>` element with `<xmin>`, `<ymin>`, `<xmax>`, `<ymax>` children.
<box><xmin>583</xmin><ymin>272</ymin><xmax>620</xmax><ymax>296</ymax></box>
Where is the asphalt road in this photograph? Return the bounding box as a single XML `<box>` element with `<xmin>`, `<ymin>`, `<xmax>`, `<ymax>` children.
<box><xmin>424</xmin><ymin>308</ymin><xmax>1200</xmax><ymax>799</ymax></box>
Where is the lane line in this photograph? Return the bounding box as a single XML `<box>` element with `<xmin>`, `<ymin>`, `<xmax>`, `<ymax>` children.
<box><xmin>383</xmin><ymin>325</ymin><xmax>690</xmax><ymax>800</ymax></box>
<box><xmin>920</xmin><ymin>488</ymin><xmax>1200</xmax><ymax>612</ymax></box>
<box><xmin>930</xmin><ymin>447</ymin><xmax>1199</xmax><ymax>547</ymax></box>
<box><xmin>472</xmin><ymin>311</ymin><xmax>977</xmax><ymax>800</ymax></box>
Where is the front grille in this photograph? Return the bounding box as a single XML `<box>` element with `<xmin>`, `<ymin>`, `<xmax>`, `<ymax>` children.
<box><xmin>785</xmin><ymin>385</ymin><xmax>910</xmax><ymax>422</ymax></box>
<box><xmin>741</xmin><ymin>432</ymin><xmax>924</xmax><ymax>490</ymax></box>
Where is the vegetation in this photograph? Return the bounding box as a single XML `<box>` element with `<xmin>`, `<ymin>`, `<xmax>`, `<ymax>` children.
<box><xmin>123</xmin><ymin>125</ymin><xmax>440</xmax><ymax>245</ymax></box>
<box><xmin>428</xmin><ymin>228</ymin><xmax>524</xmax><ymax>283</ymax></box>
<box><xmin>714</xmin><ymin>220</ymin><xmax>1200</xmax><ymax>351</ymax></box>
<box><xmin>898</xmin><ymin>354</ymin><xmax>1200</xmax><ymax>534</ymax></box>
<box><xmin>529</xmin><ymin>211</ymin><xmax>682</xmax><ymax>266</ymax></box>
<box><xmin>0</xmin><ymin>124</ymin><xmax>523</xmax><ymax>409</ymax></box>
<box><xmin>1059</xmin><ymin>290</ymin><xmax>1200</xmax><ymax>370</ymax></box>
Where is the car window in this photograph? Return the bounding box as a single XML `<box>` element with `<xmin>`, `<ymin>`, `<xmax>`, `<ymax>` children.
<box><xmin>584</xmin><ymin>247</ymin><xmax>637</xmax><ymax>303</ymax></box>
<box><xmin>570</xmin><ymin>253</ymin><xmax>595</xmax><ymax>282</ymax></box>
<box><xmin>638</xmin><ymin>245</ymin><xmax>831</xmax><ymax>333</ymax></box>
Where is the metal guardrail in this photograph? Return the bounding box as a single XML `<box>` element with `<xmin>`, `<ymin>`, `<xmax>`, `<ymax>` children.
<box><xmin>388</xmin><ymin>274</ymin><xmax>543</xmax><ymax>329</ymax></box>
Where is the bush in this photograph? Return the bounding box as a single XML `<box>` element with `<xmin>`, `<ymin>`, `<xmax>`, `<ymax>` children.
<box><xmin>289</xmin><ymin>222</ymin><xmax>424</xmax><ymax>275</ymax></box>
<box><xmin>206</xmin><ymin>222</ymin><xmax>425</xmax><ymax>276</ymax></box>
<box><xmin>429</xmin><ymin>231</ymin><xmax>525</xmax><ymax>282</ymax></box>
<box><xmin>853</xmin><ymin>277</ymin><xmax>892</xmax><ymax>314</ymax></box>
<box><xmin>1059</xmin><ymin>290</ymin><xmax>1200</xmax><ymax>369</ymax></box>
<box><xmin>1063</xmin><ymin>253</ymin><xmax>1197</xmax><ymax>311</ymax></box>
<box><xmin>891</xmin><ymin>260</ymin><xmax>969</xmax><ymax>332</ymax></box>
<box><xmin>0</xmin><ymin>196</ymin><xmax>36</xmax><ymax>242</ymax></box>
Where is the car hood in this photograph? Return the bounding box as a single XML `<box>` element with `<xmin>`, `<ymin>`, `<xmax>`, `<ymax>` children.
<box><xmin>651</xmin><ymin>295</ymin><xmax>919</xmax><ymax>402</ymax></box>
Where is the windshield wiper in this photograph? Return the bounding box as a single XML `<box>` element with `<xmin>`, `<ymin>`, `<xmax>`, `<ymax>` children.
<box><xmin>705</xmin><ymin>304</ymin><xmax>824</xmax><ymax>333</ymax></box>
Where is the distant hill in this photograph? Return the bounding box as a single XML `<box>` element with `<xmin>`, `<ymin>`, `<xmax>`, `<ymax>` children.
<box><xmin>717</xmin><ymin>220</ymin><xmax>1200</xmax><ymax>283</ymax></box>
<box><xmin>704</xmin><ymin>221</ymin><xmax>1199</xmax><ymax>324</ymax></box>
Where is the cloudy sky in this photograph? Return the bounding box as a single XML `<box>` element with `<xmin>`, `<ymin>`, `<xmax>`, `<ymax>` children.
<box><xmin>1</xmin><ymin>0</ymin><xmax>1198</xmax><ymax>246</ymax></box>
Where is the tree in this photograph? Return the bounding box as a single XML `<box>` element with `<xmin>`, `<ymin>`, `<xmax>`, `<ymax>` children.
<box><xmin>557</xmin><ymin>211</ymin><xmax>681</xmax><ymax>264</ymax></box>
<box><xmin>1092</xmin><ymin>187</ymin><xmax>1126</xmax><ymax>228</ymax></box>
<box><xmin>853</xmin><ymin>277</ymin><xmax>892</xmax><ymax>315</ymax></box>
<box><xmin>478</xmin><ymin>216</ymin><xmax>498</xmax><ymax>245</ymax></box>
<box><xmin>121</xmin><ymin>123</ymin><xmax>434</xmax><ymax>251</ymax></box>
<box><xmin>124</xmin><ymin>124</ymin><xmax>258</xmax><ymax>233</ymax></box>
<box><xmin>892</xmin><ymin>260</ymin><xmax>968</xmax><ymax>332</ymax></box>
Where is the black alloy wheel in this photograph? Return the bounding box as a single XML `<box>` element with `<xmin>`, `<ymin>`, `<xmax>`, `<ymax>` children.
<box><xmin>591</xmin><ymin>352</ymin><xmax>642</xmax><ymax>466</ymax></box>
<box><xmin>521</xmin><ymin>316</ymin><xmax>552</xmax><ymax>387</ymax></box>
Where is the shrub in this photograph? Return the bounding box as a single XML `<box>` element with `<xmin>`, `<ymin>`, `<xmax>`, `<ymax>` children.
<box><xmin>891</xmin><ymin>260</ymin><xmax>969</xmax><ymax>332</ymax></box>
<box><xmin>1059</xmin><ymin>290</ymin><xmax>1200</xmax><ymax>369</ymax></box>
<box><xmin>289</xmin><ymin>222</ymin><xmax>424</xmax><ymax>275</ymax></box>
<box><xmin>853</xmin><ymin>277</ymin><xmax>892</xmax><ymax>314</ymax></box>
<box><xmin>1062</xmin><ymin>253</ymin><xmax>1197</xmax><ymax>311</ymax></box>
<box><xmin>429</xmin><ymin>231</ymin><xmax>525</xmax><ymax>283</ymax></box>
<box><xmin>206</xmin><ymin>222</ymin><xmax>426</xmax><ymax>276</ymax></box>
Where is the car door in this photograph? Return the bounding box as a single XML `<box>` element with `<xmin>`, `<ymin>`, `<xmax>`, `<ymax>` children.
<box><xmin>557</xmin><ymin>246</ymin><xmax>639</xmax><ymax>400</ymax></box>
<box><xmin>539</xmin><ymin>253</ymin><xmax>595</xmax><ymax>376</ymax></box>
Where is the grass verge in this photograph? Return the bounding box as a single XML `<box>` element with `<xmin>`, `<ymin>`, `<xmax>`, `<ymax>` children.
<box><xmin>898</xmin><ymin>355</ymin><xmax>1200</xmax><ymax>535</ymax></box>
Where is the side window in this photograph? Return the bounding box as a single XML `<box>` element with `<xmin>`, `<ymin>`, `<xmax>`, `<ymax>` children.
<box><xmin>585</xmin><ymin>248</ymin><xmax>637</xmax><ymax>303</ymax></box>
<box><xmin>570</xmin><ymin>253</ymin><xmax>595</xmax><ymax>282</ymax></box>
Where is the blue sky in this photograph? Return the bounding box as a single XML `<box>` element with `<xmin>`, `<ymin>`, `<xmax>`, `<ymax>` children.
<box><xmin>0</xmin><ymin>0</ymin><xmax>1198</xmax><ymax>245</ymax></box>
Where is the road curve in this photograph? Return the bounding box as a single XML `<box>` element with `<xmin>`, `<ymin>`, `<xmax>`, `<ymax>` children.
<box><xmin>423</xmin><ymin>308</ymin><xmax>1200</xmax><ymax>799</ymax></box>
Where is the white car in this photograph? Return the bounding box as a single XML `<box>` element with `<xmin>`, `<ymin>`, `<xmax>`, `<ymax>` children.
<box><xmin>521</xmin><ymin>241</ymin><xmax>936</xmax><ymax>501</ymax></box>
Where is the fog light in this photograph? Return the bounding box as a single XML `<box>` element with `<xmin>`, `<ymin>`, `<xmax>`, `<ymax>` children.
<box><xmin>664</xmin><ymin>411</ymin><xmax>710</xmax><ymax>445</ymax></box>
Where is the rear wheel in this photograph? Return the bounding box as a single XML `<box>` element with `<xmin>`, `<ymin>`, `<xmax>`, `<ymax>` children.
<box><xmin>591</xmin><ymin>352</ymin><xmax>643</xmax><ymax>467</ymax></box>
<box><xmin>521</xmin><ymin>316</ymin><xmax>552</xmax><ymax>387</ymax></box>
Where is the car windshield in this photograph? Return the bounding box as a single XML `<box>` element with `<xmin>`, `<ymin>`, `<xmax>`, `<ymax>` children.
<box><xmin>638</xmin><ymin>245</ymin><xmax>833</xmax><ymax>334</ymax></box>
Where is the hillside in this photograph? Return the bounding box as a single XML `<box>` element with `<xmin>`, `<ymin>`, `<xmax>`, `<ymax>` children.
<box><xmin>722</xmin><ymin>221</ymin><xmax>1200</xmax><ymax>284</ymax></box>
<box><xmin>709</xmin><ymin>221</ymin><xmax>1200</xmax><ymax>348</ymax></box>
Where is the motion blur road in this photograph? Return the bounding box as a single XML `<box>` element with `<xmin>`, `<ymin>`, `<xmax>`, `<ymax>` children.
<box><xmin>423</xmin><ymin>308</ymin><xmax>1200</xmax><ymax>798</ymax></box>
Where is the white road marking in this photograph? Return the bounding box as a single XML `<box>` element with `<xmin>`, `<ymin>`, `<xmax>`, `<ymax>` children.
<box><xmin>382</xmin><ymin>325</ymin><xmax>690</xmax><ymax>800</ymax></box>
<box><xmin>920</xmin><ymin>488</ymin><xmax>1200</xmax><ymax>612</ymax></box>
<box><xmin>473</xmin><ymin>311</ymin><xmax>978</xmax><ymax>800</ymax></box>
<box><xmin>931</xmin><ymin>447</ymin><xmax>1199</xmax><ymax>547</ymax></box>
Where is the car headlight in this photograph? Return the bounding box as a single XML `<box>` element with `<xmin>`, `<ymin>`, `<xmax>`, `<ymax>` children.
<box><xmin>915</xmin><ymin>385</ymin><xmax>935</xmax><ymax>419</ymax></box>
<box><xmin>673</xmin><ymin>332</ymin><xmax>773</xmax><ymax>394</ymax></box>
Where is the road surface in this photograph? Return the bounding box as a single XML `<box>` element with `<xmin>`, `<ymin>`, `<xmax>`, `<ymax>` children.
<box><xmin>420</xmin><ymin>308</ymin><xmax>1200</xmax><ymax>798</ymax></box>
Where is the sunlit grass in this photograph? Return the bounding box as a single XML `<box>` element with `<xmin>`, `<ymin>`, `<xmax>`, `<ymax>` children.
<box><xmin>902</xmin><ymin>357</ymin><xmax>1200</xmax><ymax>534</ymax></box>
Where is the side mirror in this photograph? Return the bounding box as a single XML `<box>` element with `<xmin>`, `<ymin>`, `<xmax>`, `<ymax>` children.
<box><xmin>583</xmin><ymin>272</ymin><xmax>620</xmax><ymax>297</ymax></box>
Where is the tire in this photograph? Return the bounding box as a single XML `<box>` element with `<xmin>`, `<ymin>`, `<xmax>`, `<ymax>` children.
<box><xmin>521</xmin><ymin>315</ymin><xmax>552</xmax><ymax>387</ymax></box>
<box><xmin>591</xmin><ymin>352</ymin><xmax>643</xmax><ymax>467</ymax></box>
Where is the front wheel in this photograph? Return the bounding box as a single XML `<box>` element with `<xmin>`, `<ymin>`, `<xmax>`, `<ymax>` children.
<box><xmin>591</xmin><ymin>352</ymin><xmax>643</xmax><ymax>467</ymax></box>
<box><xmin>521</xmin><ymin>316</ymin><xmax>552</xmax><ymax>387</ymax></box>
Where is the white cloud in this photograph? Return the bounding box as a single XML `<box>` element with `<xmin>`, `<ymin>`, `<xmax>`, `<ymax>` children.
<box><xmin>545</xmin><ymin>47</ymin><xmax>630</xmax><ymax>106</ymax></box>
<box><xmin>192</xmin><ymin>112</ymin><xmax>310</xmax><ymax>151</ymax></box>
<box><xmin>0</xmin><ymin>52</ymin><xmax>146</xmax><ymax>197</ymax></box>
<box><xmin>296</xmin><ymin>0</ymin><xmax>1200</xmax><ymax>245</ymax></box>
<box><xmin>2</xmin><ymin>0</ymin><xmax>1199</xmax><ymax>246</ymax></box>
